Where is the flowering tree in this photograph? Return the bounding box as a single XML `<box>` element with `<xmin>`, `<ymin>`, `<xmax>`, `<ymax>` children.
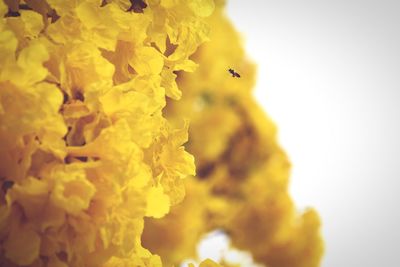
<box><xmin>0</xmin><ymin>1</ymin><xmax>323</xmax><ymax>266</ymax></box>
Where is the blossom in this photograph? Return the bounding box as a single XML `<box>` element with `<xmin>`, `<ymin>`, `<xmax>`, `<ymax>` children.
<box><xmin>0</xmin><ymin>0</ymin><xmax>211</xmax><ymax>266</ymax></box>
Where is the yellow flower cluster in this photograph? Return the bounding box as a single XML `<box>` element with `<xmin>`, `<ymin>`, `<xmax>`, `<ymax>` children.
<box><xmin>0</xmin><ymin>0</ymin><xmax>323</xmax><ymax>266</ymax></box>
<box><xmin>142</xmin><ymin>3</ymin><xmax>324</xmax><ymax>267</ymax></box>
<box><xmin>0</xmin><ymin>0</ymin><xmax>215</xmax><ymax>266</ymax></box>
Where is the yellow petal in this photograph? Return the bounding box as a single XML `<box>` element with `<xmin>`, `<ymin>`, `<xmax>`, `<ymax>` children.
<box><xmin>50</xmin><ymin>166</ymin><xmax>96</xmax><ymax>215</ymax></box>
<box><xmin>188</xmin><ymin>0</ymin><xmax>215</xmax><ymax>17</ymax></box>
<box><xmin>0</xmin><ymin>28</ymin><xmax>17</xmax><ymax>55</ymax></box>
<box><xmin>4</xmin><ymin>224</ymin><xmax>40</xmax><ymax>266</ymax></box>
<box><xmin>0</xmin><ymin>0</ymin><xmax>7</xmax><ymax>16</ymax></box>
<box><xmin>145</xmin><ymin>186</ymin><xmax>170</xmax><ymax>218</ymax></box>
<box><xmin>161</xmin><ymin>69</ymin><xmax>181</xmax><ymax>100</ymax></box>
<box><xmin>20</xmin><ymin>10</ymin><xmax>44</xmax><ymax>38</ymax></box>
<box><xmin>16</xmin><ymin>40</ymin><xmax>49</xmax><ymax>86</ymax></box>
<box><xmin>199</xmin><ymin>259</ymin><xmax>224</xmax><ymax>267</ymax></box>
<box><xmin>130</xmin><ymin>47</ymin><xmax>163</xmax><ymax>75</ymax></box>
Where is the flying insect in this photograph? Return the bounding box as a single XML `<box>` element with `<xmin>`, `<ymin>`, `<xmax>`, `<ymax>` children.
<box><xmin>228</xmin><ymin>68</ymin><xmax>241</xmax><ymax>78</ymax></box>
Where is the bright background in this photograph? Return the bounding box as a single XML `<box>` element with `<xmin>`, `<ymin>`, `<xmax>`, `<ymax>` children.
<box><xmin>221</xmin><ymin>1</ymin><xmax>400</xmax><ymax>267</ymax></box>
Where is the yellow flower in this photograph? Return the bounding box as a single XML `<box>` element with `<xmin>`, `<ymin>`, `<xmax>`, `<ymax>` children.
<box><xmin>1</xmin><ymin>0</ymin><xmax>211</xmax><ymax>266</ymax></box>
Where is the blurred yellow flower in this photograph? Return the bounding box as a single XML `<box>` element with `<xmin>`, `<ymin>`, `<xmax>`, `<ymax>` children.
<box><xmin>143</xmin><ymin>2</ymin><xmax>324</xmax><ymax>267</ymax></box>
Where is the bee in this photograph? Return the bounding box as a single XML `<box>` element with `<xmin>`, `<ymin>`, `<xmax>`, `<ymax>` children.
<box><xmin>228</xmin><ymin>68</ymin><xmax>241</xmax><ymax>78</ymax></box>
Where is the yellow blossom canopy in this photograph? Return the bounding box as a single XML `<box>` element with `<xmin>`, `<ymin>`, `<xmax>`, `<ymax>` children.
<box><xmin>0</xmin><ymin>0</ymin><xmax>323</xmax><ymax>267</ymax></box>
